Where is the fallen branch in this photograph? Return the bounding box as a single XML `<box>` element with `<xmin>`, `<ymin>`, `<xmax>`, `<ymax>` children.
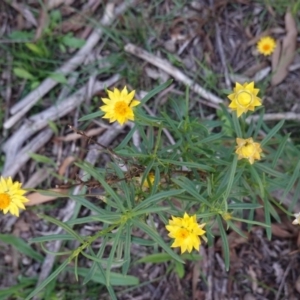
<box><xmin>2</xmin><ymin>74</ymin><xmax>120</xmax><ymax>175</ymax></box>
<box><xmin>2</xmin><ymin>128</ymin><xmax>53</xmax><ymax>177</ymax></box>
<box><xmin>4</xmin><ymin>0</ymin><xmax>136</xmax><ymax>129</ymax></box>
<box><xmin>248</xmin><ymin>112</ymin><xmax>300</xmax><ymax>122</ymax></box>
<box><xmin>124</xmin><ymin>43</ymin><xmax>223</xmax><ymax>106</ymax></box>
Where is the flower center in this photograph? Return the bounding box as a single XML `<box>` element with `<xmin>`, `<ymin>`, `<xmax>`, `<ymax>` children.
<box><xmin>237</xmin><ymin>91</ymin><xmax>252</xmax><ymax>106</ymax></box>
<box><xmin>178</xmin><ymin>228</ymin><xmax>189</xmax><ymax>239</ymax></box>
<box><xmin>0</xmin><ymin>193</ymin><xmax>11</xmax><ymax>210</ymax></box>
<box><xmin>263</xmin><ymin>44</ymin><xmax>271</xmax><ymax>51</ymax></box>
<box><xmin>241</xmin><ymin>143</ymin><xmax>255</xmax><ymax>157</ymax></box>
<box><xmin>114</xmin><ymin>101</ymin><xmax>130</xmax><ymax>116</ymax></box>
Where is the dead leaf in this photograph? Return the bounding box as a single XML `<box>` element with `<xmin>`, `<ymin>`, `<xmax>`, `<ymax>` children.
<box><xmin>271</xmin><ymin>11</ymin><xmax>297</xmax><ymax>86</ymax></box>
<box><xmin>55</xmin><ymin>127</ymin><xmax>105</xmax><ymax>142</ymax></box>
<box><xmin>247</xmin><ymin>29</ymin><xmax>271</xmax><ymax>47</ymax></box>
<box><xmin>34</xmin><ymin>8</ymin><xmax>49</xmax><ymax>41</ymax></box>
<box><xmin>58</xmin><ymin>156</ymin><xmax>76</xmax><ymax>176</ymax></box>
<box><xmin>271</xmin><ymin>223</ymin><xmax>293</xmax><ymax>238</ymax></box>
<box><xmin>26</xmin><ymin>188</ymin><xmax>69</xmax><ymax>206</ymax></box>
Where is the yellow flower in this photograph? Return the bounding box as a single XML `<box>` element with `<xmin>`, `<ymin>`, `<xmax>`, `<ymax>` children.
<box><xmin>166</xmin><ymin>212</ymin><xmax>206</xmax><ymax>254</ymax></box>
<box><xmin>222</xmin><ymin>212</ymin><xmax>232</xmax><ymax>221</ymax></box>
<box><xmin>0</xmin><ymin>177</ymin><xmax>28</xmax><ymax>217</ymax></box>
<box><xmin>292</xmin><ymin>212</ymin><xmax>300</xmax><ymax>225</ymax></box>
<box><xmin>257</xmin><ymin>36</ymin><xmax>276</xmax><ymax>56</ymax></box>
<box><xmin>228</xmin><ymin>82</ymin><xmax>262</xmax><ymax>117</ymax></box>
<box><xmin>235</xmin><ymin>137</ymin><xmax>262</xmax><ymax>164</ymax></box>
<box><xmin>142</xmin><ymin>173</ymin><xmax>155</xmax><ymax>188</ymax></box>
<box><xmin>100</xmin><ymin>86</ymin><xmax>140</xmax><ymax>125</ymax></box>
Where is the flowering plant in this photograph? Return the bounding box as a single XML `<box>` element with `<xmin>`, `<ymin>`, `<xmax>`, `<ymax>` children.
<box><xmin>14</xmin><ymin>80</ymin><xmax>300</xmax><ymax>300</ymax></box>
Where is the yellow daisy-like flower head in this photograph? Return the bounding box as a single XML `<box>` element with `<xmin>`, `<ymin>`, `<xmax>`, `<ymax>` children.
<box><xmin>100</xmin><ymin>86</ymin><xmax>140</xmax><ymax>125</ymax></box>
<box><xmin>292</xmin><ymin>212</ymin><xmax>300</xmax><ymax>225</ymax></box>
<box><xmin>141</xmin><ymin>173</ymin><xmax>155</xmax><ymax>189</ymax></box>
<box><xmin>166</xmin><ymin>212</ymin><xmax>206</xmax><ymax>254</ymax></box>
<box><xmin>228</xmin><ymin>82</ymin><xmax>262</xmax><ymax>117</ymax></box>
<box><xmin>257</xmin><ymin>36</ymin><xmax>276</xmax><ymax>56</ymax></box>
<box><xmin>235</xmin><ymin>137</ymin><xmax>262</xmax><ymax>164</ymax></box>
<box><xmin>0</xmin><ymin>177</ymin><xmax>28</xmax><ymax>217</ymax></box>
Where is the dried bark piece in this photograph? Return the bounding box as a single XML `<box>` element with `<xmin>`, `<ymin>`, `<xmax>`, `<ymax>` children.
<box><xmin>271</xmin><ymin>12</ymin><xmax>297</xmax><ymax>86</ymax></box>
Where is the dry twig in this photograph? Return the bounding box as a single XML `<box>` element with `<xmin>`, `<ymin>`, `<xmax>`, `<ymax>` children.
<box><xmin>124</xmin><ymin>43</ymin><xmax>223</xmax><ymax>106</ymax></box>
<box><xmin>4</xmin><ymin>0</ymin><xmax>137</xmax><ymax>129</ymax></box>
<box><xmin>2</xmin><ymin>74</ymin><xmax>120</xmax><ymax>176</ymax></box>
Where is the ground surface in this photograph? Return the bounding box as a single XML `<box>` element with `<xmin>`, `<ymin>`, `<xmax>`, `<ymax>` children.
<box><xmin>1</xmin><ymin>1</ymin><xmax>300</xmax><ymax>299</ymax></box>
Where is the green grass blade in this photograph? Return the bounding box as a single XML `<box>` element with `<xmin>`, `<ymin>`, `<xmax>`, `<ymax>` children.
<box><xmin>78</xmin><ymin>111</ymin><xmax>103</xmax><ymax>121</ymax></box>
<box><xmin>172</xmin><ymin>177</ymin><xmax>212</xmax><ymax>207</ymax></box>
<box><xmin>39</xmin><ymin>214</ymin><xmax>84</xmax><ymax>243</ymax></box>
<box><xmin>122</xmin><ymin>222</ymin><xmax>132</xmax><ymax>275</ymax></box>
<box><xmin>25</xmin><ymin>259</ymin><xmax>69</xmax><ymax>300</ymax></box>
<box><xmin>140</xmin><ymin>79</ymin><xmax>173</xmax><ymax>104</ymax></box>
<box><xmin>0</xmin><ymin>234</ymin><xmax>43</xmax><ymax>262</ymax></box>
<box><xmin>132</xmin><ymin>219</ymin><xmax>184</xmax><ymax>264</ymax></box>
<box><xmin>224</xmin><ymin>155</ymin><xmax>237</xmax><ymax>200</ymax></box>
<box><xmin>217</xmin><ymin>216</ymin><xmax>229</xmax><ymax>271</ymax></box>
<box><xmin>106</xmin><ymin>225</ymin><xmax>124</xmax><ymax>286</ymax></box>
<box><xmin>133</xmin><ymin>189</ymin><xmax>184</xmax><ymax>212</ymax></box>
<box><xmin>271</xmin><ymin>134</ymin><xmax>289</xmax><ymax>168</ymax></box>
<box><xmin>261</xmin><ymin>120</ymin><xmax>284</xmax><ymax>147</ymax></box>
<box><xmin>232</xmin><ymin>112</ymin><xmax>242</xmax><ymax>137</ymax></box>
<box><xmin>282</xmin><ymin>160</ymin><xmax>300</xmax><ymax>203</ymax></box>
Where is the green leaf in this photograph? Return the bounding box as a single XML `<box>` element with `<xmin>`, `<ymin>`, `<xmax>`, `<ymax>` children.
<box><xmin>62</xmin><ymin>36</ymin><xmax>86</xmax><ymax>48</ymax></box>
<box><xmin>224</xmin><ymin>155</ymin><xmax>237</xmax><ymax>200</ymax></box>
<box><xmin>175</xmin><ymin>261</ymin><xmax>185</xmax><ymax>279</ymax></box>
<box><xmin>217</xmin><ymin>216</ymin><xmax>229</xmax><ymax>271</ymax></box>
<box><xmin>133</xmin><ymin>190</ymin><xmax>184</xmax><ymax>212</ymax></box>
<box><xmin>140</xmin><ymin>79</ymin><xmax>173</xmax><ymax>105</ymax></box>
<box><xmin>78</xmin><ymin>110</ymin><xmax>103</xmax><ymax>121</ymax></box>
<box><xmin>232</xmin><ymin>111</ymin><xmax>242</xmax><ymax>137</ymax></box>
<box><xmin>160</xmin><ymin>159</ymin><xmax>215</xmax><ymax>172</ymax></box>
<box><xmin>25</xmin><ymin>43</ymin><xmax>45</xmax><ymax>56</ymax></box>
<box><xmin>0</xmin><ymin>278</ymin><xmax>36</xmax><ymax>298</ymax></box>
<box><xmin>282</xmin><ymin>160</ymin><xmax>300</xmax><ymax>203</ymax></box>
<box><xmin>137</xmin><ymin>253</ymin><xmax>172</xmax><ymax>263</ymax></box>
<box><xmin>106</xmin><ymin>225</ymin><xmax>124</xmax><ymax>285</ymax></box>
<box><xmin>262</xmin><ymin>199</ymin><xmax>272</xmax><ymax>240</ymax></box>
<box><xmin>255</xmin><ymin>163</ymin><xmax>286</xmax><ymax>178</ymax></box>
<box><xmin>9</xmin><ymin>30</ymin><xmax>34</xmax><ymax>40</ymax></box>
<box><xmin>77</xmin><ymin>162</ymin><xmax>125</xmax><ymax>211</ymax></box>
<box><xmin>271</xmin><ymin>134</ymin><xmax>289</xmax><ymax>168</ymax></box>
<box><xmin>0</xmin><ymin>234</ymin><xmax>43</xmax><ymax>262</ymax></box>
<box><xmin>76</xmin><ymin>268</ymin><xmax>139</xmax><ymax>286</ymax></box>
<box><xmin>172</xmin><ymin>177</ymin><xmax>212</xmax><ymax>207</ymax></box>
<box><xmin>227</xmin><ymin>203</ymin><xmax>262</xmax><ymax>210</ymax></box>
<box><xmin>28</xmin><ymin>153</ymin><xmax>56</xmax><ymax>166</ymax></box>
<box><xmin>122</xmin><ymin>223</ymin><xmax>132</xmax><ymax>275</ymax></box>
<box><xmin>39</xmin><ymin>214</ymin><xmax>84</xmax><ymax>243</ymax></box>
<box><xmin>30</xmin><ymin>234</ymin><xmax>75</xmax><ymax>243</ymax></box>
<box><xmin>13</xmin><ymin>67</ymin><xmax>35</xmax><ymax>80</ymax></box>
<box><xmin>25</xmin><ymin>259</ymin><xmax>69</xmax><ymax>300</ymax></box>
<box><xmin>261</xmin><ymin>120</ymin><xmax>284</xmax><ymax>147</ymax></box>
<box><xmin>132</xmin><ymin>219</ymin><xmax>184</xmax><ymax>264</ymax></box>
<box><xmin>201</xmin><ymin>132</ymin><xmax>224</xmax><ymax>143</ymax></box>
<box><xmin>49</xmin><ymin>72</ymin><xmax>67</xmax><ymax>84</ymax></box>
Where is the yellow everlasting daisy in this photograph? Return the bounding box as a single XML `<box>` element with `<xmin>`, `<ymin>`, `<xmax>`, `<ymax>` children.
<box><xmin>257</xmin><ymin>36</ymin><xmax>276</xmax><ymax>56</ymax></box>
<box><xmin>228</xmin><ymin>82</ymin><xmax>262</xmax><ymax>117</ymax></box>
<box><xmin>141</xmin><ymin>173</ymin><xmax>155</xmax><ymax>188</ymax></box>
<box><xmin>0</xmin><ymin>177</ymin><xmax>28</xmax><ymax>217</ymax></box>
<box><xmin>100</xmin><ymin>86</ymin><xmax>140</xmax><ymax>125</ymax></box>
<box><xmin>166</xmin><ymin>212</ymin><xmax>206</xmax><ymax>254</ymax></box>
<box><xmin>235</xmin><ymin>137</ymin><xmax>262</xmax><ymax>164</ymax></box>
